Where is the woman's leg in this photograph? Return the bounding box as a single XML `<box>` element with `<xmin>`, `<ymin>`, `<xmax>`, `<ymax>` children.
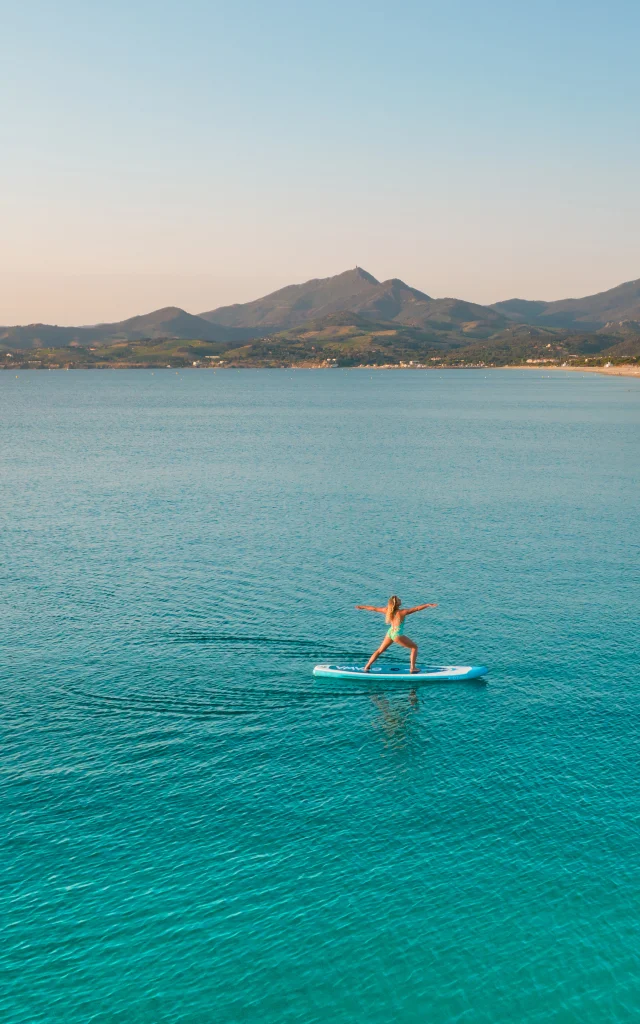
<box><xmin>395</xmin><ymin>635</ymin><xmax>418</xmax><ymax>672</ymax></box>
<box><xmin>364</xmin><ymin>634</ymin><xmax>393</xmax><ymax>671</ymax></box>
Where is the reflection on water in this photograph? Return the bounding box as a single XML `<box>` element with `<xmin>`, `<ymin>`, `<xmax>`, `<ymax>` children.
<box><xmin>370</xmin><ymin>689</ymin><xmax>419</xmax><ymax>749</ymax></box>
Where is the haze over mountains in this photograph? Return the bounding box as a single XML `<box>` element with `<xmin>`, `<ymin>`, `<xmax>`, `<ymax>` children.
<box><xmin>2</xmin><ymin>267</ymin><xmax>640</xmax><ymax>351</ymax></box>
<box><xmin>494</xmin><ymin>276</ymin><xmax>640</xmax><ymax>330</ymax></box>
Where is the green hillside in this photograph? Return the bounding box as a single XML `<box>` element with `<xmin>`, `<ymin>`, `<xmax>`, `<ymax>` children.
<box><xmin>3</xmin><ymin>313</ymin><xmax>638</xmax><ymax>370</ymax></box>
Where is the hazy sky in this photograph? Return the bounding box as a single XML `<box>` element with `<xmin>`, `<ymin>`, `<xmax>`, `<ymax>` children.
<box><xmin>2</xmin><ymin>0</ymin><xmax>639</xmax><ymax>324</ymax></box>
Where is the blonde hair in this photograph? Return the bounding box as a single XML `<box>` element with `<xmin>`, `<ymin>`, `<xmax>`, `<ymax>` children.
<box><xmin>385</xmin><ymin>595</ymin><xmax>401</xmax><ymax>624</ymax></box>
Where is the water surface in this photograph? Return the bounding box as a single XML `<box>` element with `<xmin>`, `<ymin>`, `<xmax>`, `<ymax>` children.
<box><xmin>2</xmin><ymin>369</ymin><xmax>639</xmax><ymax>1023</ymax></box>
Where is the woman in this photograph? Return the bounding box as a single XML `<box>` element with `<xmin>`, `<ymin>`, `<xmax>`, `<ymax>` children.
<box><xmin>355</xmin><ymin>595</ymin><xmax>437</xmax><ymax>673</ymax></box>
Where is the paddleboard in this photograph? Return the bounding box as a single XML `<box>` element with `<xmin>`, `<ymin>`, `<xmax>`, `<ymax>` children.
<box><xmin>313</xmin><ymin>664</ymin><xmax>488</xmax><ymax>682</ymax></box>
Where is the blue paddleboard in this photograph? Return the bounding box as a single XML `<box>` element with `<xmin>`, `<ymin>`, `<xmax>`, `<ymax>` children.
<box><xmin>313</xmin><ymin>664</ymin><xmax>488</xmax><ymax>682</ymax></box>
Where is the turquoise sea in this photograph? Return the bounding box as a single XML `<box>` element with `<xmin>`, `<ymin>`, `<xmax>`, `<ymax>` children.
<box><xmin>2</xmin><ymin>368</ymin><xmax>639</xmax><ymax>1023</ymax></box>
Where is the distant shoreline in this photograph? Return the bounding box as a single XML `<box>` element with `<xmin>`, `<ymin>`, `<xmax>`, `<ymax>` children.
<box><xmin>3</xmin><ymin>363</ymin><xmax>639</xmax><ymax>377</ymax></box>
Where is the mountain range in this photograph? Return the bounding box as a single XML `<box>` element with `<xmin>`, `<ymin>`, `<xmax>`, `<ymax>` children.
<box><xmin>2</xmin><ymin>267</ymin><xmax>640</xmax><ymax>351</ymax></box>
<box><xmin>493</xmin><ymin>276</ymin><xmax>640</xmax><ymax>330</ymax></box>
<box><xmin>199</xmin><ymin>267</ymin><xmax>507</xmax><ymax>336</ymax></box>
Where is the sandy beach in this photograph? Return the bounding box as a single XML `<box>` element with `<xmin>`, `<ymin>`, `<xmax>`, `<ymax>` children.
<box><xmin>507</xmin><ymin>364</ymin><xmax>640</xmax><ymax>379</ymax></box>
<box><xmin>563</xmin><ymin>364</ymin><xmax>640</xmax><ymax>378</ymax></box>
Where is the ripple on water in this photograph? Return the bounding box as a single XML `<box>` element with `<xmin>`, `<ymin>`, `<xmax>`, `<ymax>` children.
<box><xmin>1</xmin><ymin>370</ymin><xmax>639</xmax><ymax>1024</ymax></box>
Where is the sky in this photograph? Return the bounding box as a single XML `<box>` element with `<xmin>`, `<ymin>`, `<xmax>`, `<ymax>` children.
<box><xmin>2</xmin><ymin>0</ymin><xmax>639</xmax><ymax>325</ymax></box>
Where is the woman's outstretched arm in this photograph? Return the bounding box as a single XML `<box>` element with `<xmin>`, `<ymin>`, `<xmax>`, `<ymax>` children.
<box><xmin>404</xmin><ymin>603</ymin><xmax>438</xmax><ymax>615</ymax></box>
<box><xmin>355</xmin><ymin>604</ymin><xmax>387</xmax><ymax>613</ymax></box>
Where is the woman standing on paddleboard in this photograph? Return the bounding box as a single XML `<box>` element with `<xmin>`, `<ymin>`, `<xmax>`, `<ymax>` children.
<box><xmin>355</xmin><ymin>595</ymin><xmax>437</xmax><ymax>673</ymax></box>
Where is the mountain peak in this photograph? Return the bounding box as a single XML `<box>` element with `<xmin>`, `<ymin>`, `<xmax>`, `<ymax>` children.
<box><xmin>148</xmin><ymin>306</ymin><xmax>187</xmax><ymax>316</ymax></box>
<box><xmin>199</xmin><ymin>267</ymin><xmax>384</xmax><ymax>329</ymax></box>
<box><xmin>377</xmin><ymin>278</ymin><xmax>432</xmax><ymax>302</ymax></box>
<box><xmin>349</xmin><ymin>267</ymin><xmax>379</xmax><ymax>285</ymax></box>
